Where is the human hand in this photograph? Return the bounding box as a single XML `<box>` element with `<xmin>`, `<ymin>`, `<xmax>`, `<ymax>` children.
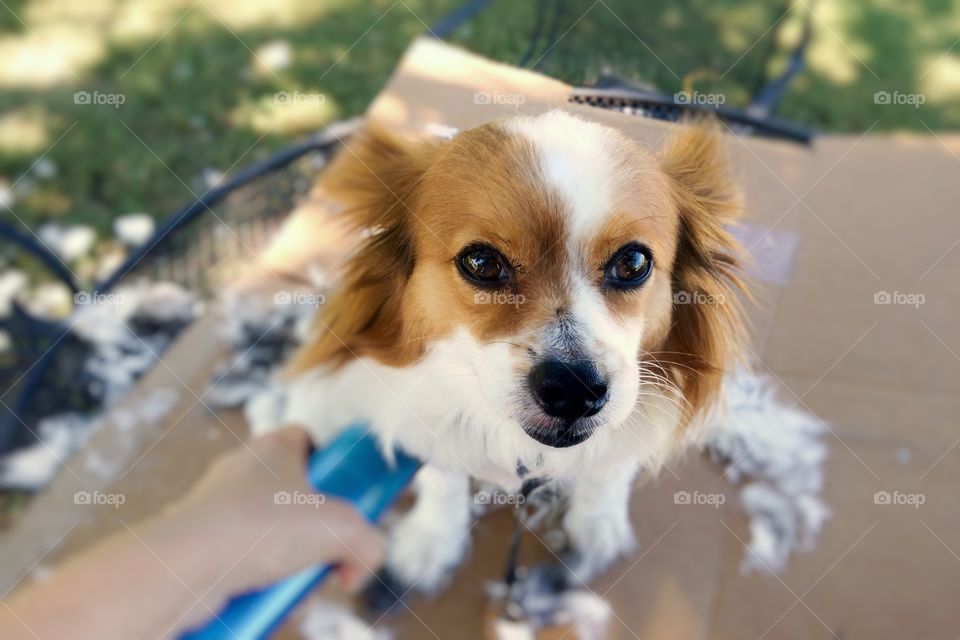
<box><xmin>155</xmin><ymin>425</ymin><xmax>384</xmax><ymax>610</ymax></box>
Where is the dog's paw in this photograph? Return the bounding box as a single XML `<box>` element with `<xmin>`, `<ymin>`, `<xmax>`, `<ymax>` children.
<box><xmin>384</xmin><ymin>513</ymin><xmax>471</xmax><ymax>595</ymax></box>
<box><xmin>563</xmin><ymin>510</ymin><xmax>636</xmax><ymax>582</ymax></box>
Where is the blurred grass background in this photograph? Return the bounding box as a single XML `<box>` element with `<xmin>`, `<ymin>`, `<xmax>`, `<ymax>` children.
<box><xmin>0</xmin><ymin>0</ymin><xmax>958</xmax><ymax>235</ymax></box>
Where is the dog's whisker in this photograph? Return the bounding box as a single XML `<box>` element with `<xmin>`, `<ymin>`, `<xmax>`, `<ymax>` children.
<box><xmin>637</xmin><ymin>369</ymin><xmax>684</xmax><ymax>394</ymax></box>
<box><xmin>635</xmin><ymin>389</ymin><xmax>689</xmax><ymax>415</ymax></box>
<box><xmin>638</xmin><ymin>351</ymin><xmax>705</xmax><ymax>378</ymax></box>
<box><xmin>638</xmin><ymin>375</ymin><xmax>684</xmax><ymax>397</ymax></box>
<box><xmin>638</xmin><ymin>383</ymin><xmax>688</xmax><ymax>411</ymax></box>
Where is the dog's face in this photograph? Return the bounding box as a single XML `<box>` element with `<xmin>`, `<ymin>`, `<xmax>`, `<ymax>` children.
<box><xmin>295</xmin><ymin>111</ymin><xmax>743</xmax><ymax>461</ymax></box>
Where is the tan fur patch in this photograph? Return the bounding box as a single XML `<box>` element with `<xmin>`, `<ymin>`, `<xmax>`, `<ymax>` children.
<box><xmin>290</xmin><ymin>122</ymin><xmax>576</xmax><ymax>371</ymax></box>
<box><xmin>654</xmin><ymin>120</ymin><xmax>747</xmax><ymax>425</ymax></box>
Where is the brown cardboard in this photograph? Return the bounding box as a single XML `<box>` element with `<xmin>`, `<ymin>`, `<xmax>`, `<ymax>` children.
<box><xmin>708</xmin><ymin>442</ymin><xmax>960</xmax><ymax>640</ymax></box>
<box><xmin>4</xmin><ymin>37</ymin><xmax>959</xmax><ymax>640</ymax></box>
<box><xmin>350</xmin><ymin>40</ymin><xmax>960</xmax><ymax>638</ymax></box>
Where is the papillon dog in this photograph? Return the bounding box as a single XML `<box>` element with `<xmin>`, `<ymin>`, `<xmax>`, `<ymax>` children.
<box><xmin>255</xmin><ymin>110</ymin><xmax>745</xmax><ymax>596</ymax></box>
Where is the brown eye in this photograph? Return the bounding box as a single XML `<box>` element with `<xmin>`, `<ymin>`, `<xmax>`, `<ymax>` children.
<box><xmin>457</xmin><ymin>245</ymin><xmax>511</xmax><ymax>287</ymax></box>
<box><xmin>604</xmin><ymin>243</ymin><xmax>653</xmax><ymax>289</ymax></box>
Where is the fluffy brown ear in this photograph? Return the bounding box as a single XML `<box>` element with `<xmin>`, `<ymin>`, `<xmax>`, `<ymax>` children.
<box><xmin>657</xmin><ymin>121</ymin><xmax>748</xmax><ymax>424</ymax></box>
<box><xmin>288</xmin><ymin>126</ymin><xmax>437</xmax><ymax>374</ymax></box>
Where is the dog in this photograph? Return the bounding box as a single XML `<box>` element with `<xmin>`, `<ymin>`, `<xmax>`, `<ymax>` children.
<box><xmin>254</xmin><ymin>110</ymin><xmax>746</xmax><ymax>597</ymax></box>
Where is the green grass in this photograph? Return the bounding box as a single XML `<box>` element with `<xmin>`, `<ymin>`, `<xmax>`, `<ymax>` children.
<box><xmin>0</xmin><ymin>0</ymin><xmax>958</xmax><ymax>236</ymax></box>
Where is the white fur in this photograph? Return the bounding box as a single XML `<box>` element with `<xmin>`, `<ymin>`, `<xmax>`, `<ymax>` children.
<box><xmin>298</xmin><ymin>598</ymin><xmax>391</xmax><ymax>640</ymax></box>
<box><xmin>507</xmin><ymin>111</ymin><xmax>623</xmax><ymax>240</ymax></box>
<box><xmin>703</xmin><ymin>370</ymin><xmax>831</xmax><ymax>573</ymax></box>
<box><xmin>385</xmin><ymin>467</ymin><xmax>471</xmax><ymax>592</ymax></box>
<box><xmin>563</xmin><ymin>463</ymin><xmax>639</xmax><ymax>581</ymax></box>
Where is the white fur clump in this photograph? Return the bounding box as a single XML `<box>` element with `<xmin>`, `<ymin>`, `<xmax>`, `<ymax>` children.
<box><xmin>703</xmin><ymin>369</ymin><xmax>831</xmax><ymax>574</ymax></box>
<box><xmin>37</xmin><ymin>223</ymin><xmax>97</xmax><ymax>264</ymax></box>
<box><xmin>73</xmin><ymin>281</ymin><xmax>199</xmax><ymax>404</ymax></box>
<box><xmin>0</xmin><ymin>413</ymin><xmax>93</xmax><ymax>490</ymax></box>
<box><xmin>112</xmin><ymin>213</ymin><xmax>156</xmax><ymax>247</ymax></box>
<box><xmin>0</xmin><ymin>282</ymin><xmax>196</xmax><ymax>490</ymax></box>
<box><xmin>488</xmin><ymin>581</ymin><xmax>612</xmax><ymax>640</ymax></box>
<box><xmin>205</xmin><ymin>291</ymin><xmax>316</xmax><ymax>410</ymax></box>
<box><xmin>298</xmin><ymin>599</ymin><xmax>391</xmax><ymax>640</ymax></box>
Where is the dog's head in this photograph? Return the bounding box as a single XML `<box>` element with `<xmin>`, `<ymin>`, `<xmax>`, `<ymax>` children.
<box><xmin>294</xmin><ymin>111</ymin><xmax>744</xmax><ymax>457</ymax></box>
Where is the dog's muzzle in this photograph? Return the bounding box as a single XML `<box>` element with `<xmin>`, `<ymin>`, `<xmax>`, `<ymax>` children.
<box><xmin>523</xmin><ymin>358</ymin><xmax>609</xmax><ymax>448</ymax></box>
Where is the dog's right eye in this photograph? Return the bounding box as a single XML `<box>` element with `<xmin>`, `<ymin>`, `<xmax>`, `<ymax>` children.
<box><xmin>456</xmin><ymin>245</ymin><xmax>511</xmax><ymax>287</ymax></box>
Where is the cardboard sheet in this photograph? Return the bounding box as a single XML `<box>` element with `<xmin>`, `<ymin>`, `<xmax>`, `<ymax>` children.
<box><xmin>3</xmin><ymin>38</ymin><xmax>958</xmax><ymax>640</ymax></box>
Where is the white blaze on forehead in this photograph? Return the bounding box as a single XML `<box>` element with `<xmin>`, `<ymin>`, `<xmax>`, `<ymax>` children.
<box><xmin>506</xmin><ymin>110</ymin><xmax>626</xmax><ymax>240</ymax></box>
<box><xmin>506</xmin><ymin>111</ymin><xmax>645</xmax><ymax>354</ymax></box>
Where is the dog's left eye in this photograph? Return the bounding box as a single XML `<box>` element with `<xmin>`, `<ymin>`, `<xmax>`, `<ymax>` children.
<box><xmin>604</xmin><ymin>243</ymin><xmax>653</xmax><ymax>288</ymax></box>
<box><xmin>457</xmin><ymin>244</ymin><xmax>511</xmax><ymax>287</ymax></box>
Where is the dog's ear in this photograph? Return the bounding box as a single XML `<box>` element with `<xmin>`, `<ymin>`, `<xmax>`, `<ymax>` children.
<box><xmin>289</xmin><ymin>126</ymin><xmax>437</xmax><ymax>374</ymax></box>
<box><xmin>657</xmin><ymin>121</ymin><xmax>747</xmax><ymax>423</ymax></box>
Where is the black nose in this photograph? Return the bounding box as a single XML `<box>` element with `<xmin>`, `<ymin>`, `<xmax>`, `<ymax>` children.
<box><xmin>528</xmin><ymin>359</ymin><xmax>609</xmax><ymax>421</ymax></box>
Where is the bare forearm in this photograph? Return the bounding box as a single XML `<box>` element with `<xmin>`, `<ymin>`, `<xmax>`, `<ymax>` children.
<box><xmin>0</xmin><ymin>427</ymin><xmax>382</xmax><ymax>640</ymax></box>
<box><xmin>1</xmin><ymin>510</ymin><xmax>233</xmax><ymax>640</ymax></box>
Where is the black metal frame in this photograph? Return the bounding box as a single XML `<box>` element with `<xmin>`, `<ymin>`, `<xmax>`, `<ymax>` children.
<box><xmin>95</xmin><ymin>120</ymin><xmax>358</xmax><ymax>294</ymax></box>
<box><xmin>568</xmin><ymin>87</ymin><xmax>814</xmax><ymax>144</ymax></box>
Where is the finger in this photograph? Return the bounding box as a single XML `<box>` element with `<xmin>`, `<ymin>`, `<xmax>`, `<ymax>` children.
<box><xmin>255</xmin><ymin>423</ymin><xmax>312</xmax><ymax>450</ymax></box>
<box><xmin>335</xmin><ymin>563</ymin><xmax>375</xmax><ymax>593</ymax></box>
